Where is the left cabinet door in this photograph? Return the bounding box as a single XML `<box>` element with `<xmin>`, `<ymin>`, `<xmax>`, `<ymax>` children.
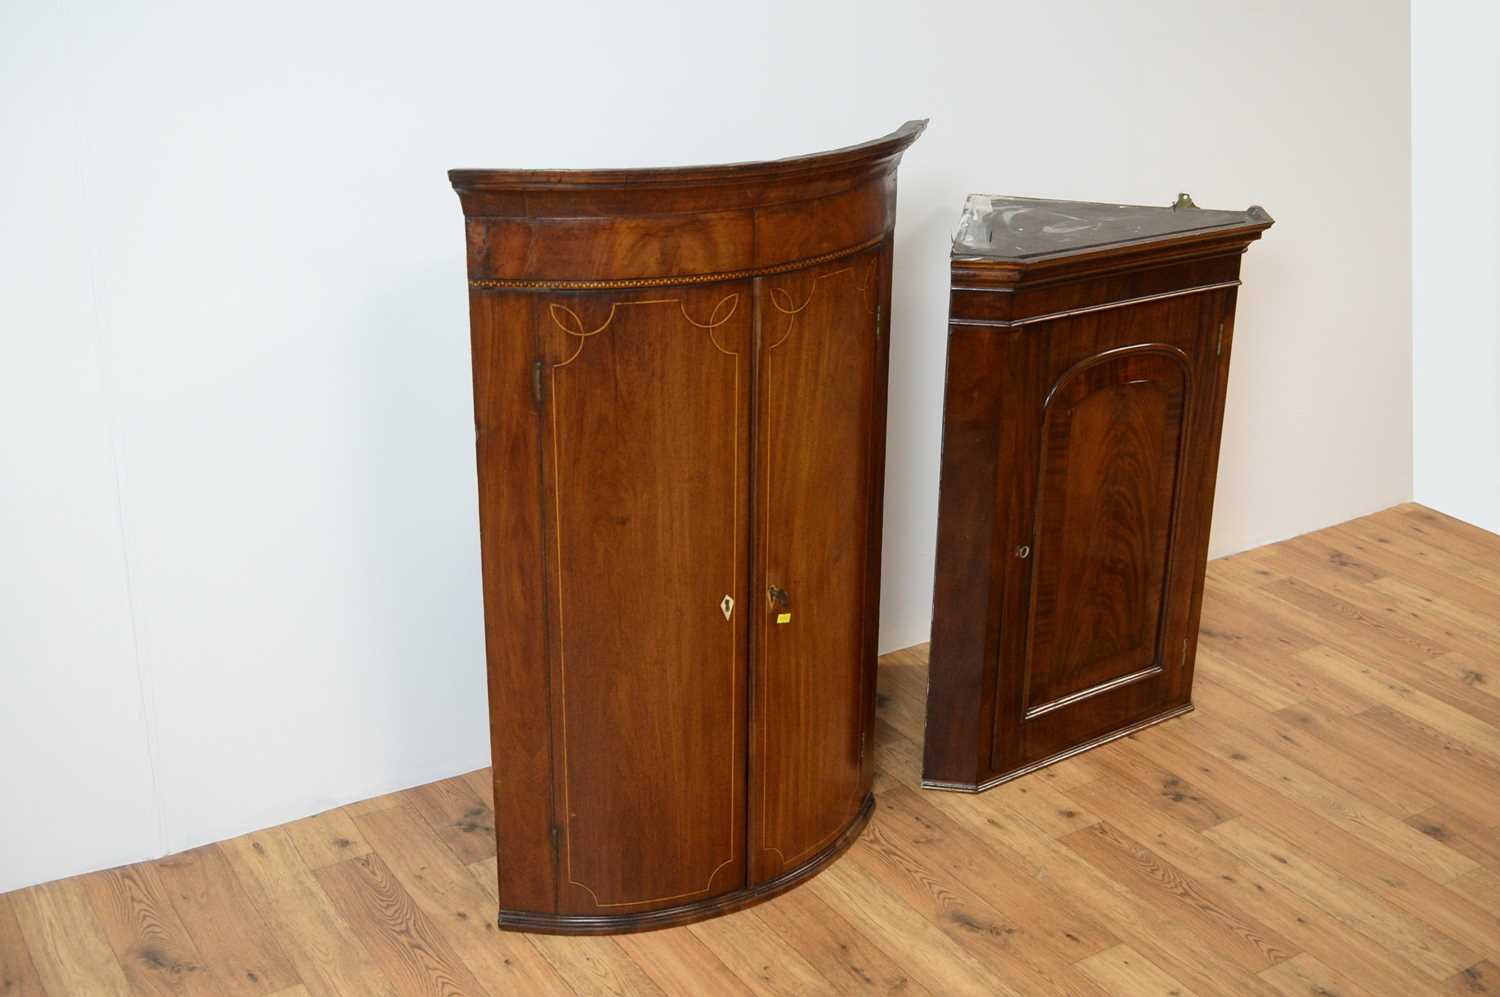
<box><xmin>538</xmin><ymin>283</ymin><xmax>751</xmax><ymax>916</ymax></box>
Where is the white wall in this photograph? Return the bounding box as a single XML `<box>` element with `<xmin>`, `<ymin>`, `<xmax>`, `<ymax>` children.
<box><xmin>0</xmin><ymin>0</ymin><xmax>1412</xmax><ymax>893</ymax></box>
<box><xmin>858</xmin><ymin>0</ymin><xmax>1413</xmax><ymax>651</ymax></box>
<box><xmin>1412</xmin><ymin>1</ymin><xmax>1500</xmax><ymax>533</ymax></box>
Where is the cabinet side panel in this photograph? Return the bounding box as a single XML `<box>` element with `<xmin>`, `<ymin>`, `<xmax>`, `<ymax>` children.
<box><xmin>922</xmin><ymin>323</ymin><xmax>1013</xmax><ymax>787</ymax></box>
<box><xmin>860</xmin><ymin>243</ymin><xmax>894</xmax><ymax>787</ymax></box>
<box><xmin>751</xmin><ymin>252</ymin><xmax>880</xmax><ymax>883</ymax></box>
<box><xmin>469</xmin><ymin>290</ymin><xmax>556</xmax><ymax>913</ymax></box>
<box><xmin>1175</xmin><ymin>286</ymin><xmax>1241</xmax><ymax>703</ymax></box>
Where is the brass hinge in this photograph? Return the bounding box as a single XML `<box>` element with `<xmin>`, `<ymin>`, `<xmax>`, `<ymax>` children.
<box><xmin>875</xmin><ymin>304</ymin><xmax>882</xmax><ymax>340</ymax></box>
<box><xmin>1216</xmin><ymin>322</ymin><xmax>1225</xmax><ymax>357</ymax></box>
<box><xmin>532</xmin><ymin>360</ymin><xmax>544</xmax><ymax>405</ymax></box>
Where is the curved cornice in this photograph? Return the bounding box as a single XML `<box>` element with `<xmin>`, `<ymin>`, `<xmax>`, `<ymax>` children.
<box><xmin>449</xmin><ymin>120</ymin><xmax>927</xmax><ymax>198</ymax></box>
<box><xmin>451</xmin><ymin>123</ymin><xmax>923</xmax><ymax>284</ymax></box>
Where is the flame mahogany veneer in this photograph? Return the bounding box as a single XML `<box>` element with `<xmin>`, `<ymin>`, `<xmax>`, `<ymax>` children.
<box><xmin>449</xmin><ymin>122</ymin><xmax>924</xmax><ymax>934</ymax></box>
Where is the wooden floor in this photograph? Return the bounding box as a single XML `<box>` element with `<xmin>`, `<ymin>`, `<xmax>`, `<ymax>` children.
<box><xmin>5</xmin><ymin>503</ymin><xmax>1500</xmax><ymax>996</ymax></box>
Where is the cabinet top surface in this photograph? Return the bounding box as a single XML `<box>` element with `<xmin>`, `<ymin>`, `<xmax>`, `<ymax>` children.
<box><xmin>952</xmin><ymin>194</ymin><xmax>1272</xmax><ymax>262</ymax></box>
<box><xmin>449</xmin><ymin>120</ymin><xmax>926</xmax><ymax>195</ymax></box>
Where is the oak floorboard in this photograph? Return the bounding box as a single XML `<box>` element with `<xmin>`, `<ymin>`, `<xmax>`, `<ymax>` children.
<box><xmin>1258</xmin><ymin>952</ymin><xmax>1376</xmax><ymax>997</ymax></box>
<box><xmin>1142</xmin><ymin>721</ymin><xmax>1500</xmax><ymax>966</ymax></box>
<box><xmin>1075</xmin><ymin>942</ymin><xmax>1202</xmax><ymax>996</ymax></box>
<box><xmin>1178</xmin><ymin>689</ymin><xmax>1476</xmax><ymax>879</ymax></box>
<box><xmin>1067</xmin><ymin>769</ymin><xmax>1443</xmax><ymax>997</ymax></box>
<box><xmin>282</xmin><ymin>809</ymin><xmax>372</xmax><ymax>871</ymax></box>
<box><xmin>82</xmin><ymin>861</ymin><xmax>218</xmax><ymax>996</ymax></box>
<box><xmin>1202</xmin><ymin>818</ymin><xmax>1476</xmax><ymax>981</ymax></box>
<box><xmin>1301</xmin><ymin>647</ymin><xmax>1500</xmax><ymax>757</ymax></box>
<box><xmin>313</xmin><ymin>853</ymin><xmax>490</xmax><ymax>997</ymax></box>
<box><xmin>614</xmin><ymin>927</ymin><xmax>755</xmax><ymax>997</ymax></box>
<box><xmin>1187</xmin><ymin>684</ymin><xmax>1436</xmax><ymax>819</ymax></box>
<box><xmin>526</xmin><ymin>933</ymin><xmax>664</xmax><ymax>997</ymax></box>
<box><xmin>748</xmin><ymin>884</ymin><xmax>931</xmax><ymax>997</ymax></box>
<box><xmin>1274</xmin><ymin>703</ymin><xmax>1500</xmax><ymax>830</ymax></box>
<box><xmin>350</xmin><ymin>804</ymin><xmax>569</xmax><ymax>994</ymax></box>
<box><xmin>1394</xmin><ymin>505</ymin><xmax>1500</xmax><ymax>571</ymax></box>
<box><xmin>1445</xmin><ymin>866</ymin><xmax>1500</xmax><ymax>910</ymax></box>
<box><xmin>1442</xmin><ymin>961</ymin><xmax>1500</xmax><ymax>996</ymax></box>
<box><xmin>3</xmin><ymin>504</ymin><xmax>1499</xmax><ymax>996</ymax></box>
<box><xmin>0</xmin><ymin>892</ymin><xmax>44</xmax><ymax>996</ymax></box>
<box><xmin>1329</xmin><ymin>520</ymin><xmax>1500</xmax><ymax>612</ymax></box>
<box><xmin>220</xmin><ymin>827</ymin><xmax>400</xmax><ymax>997</ymax></box>
<box><xmin>13</xmin><ymin>878</ymin><xmax>130</xmax><ymax>997</ymax></box>
<box><xmin>1058</xmin><ymin>821</ymin><xmax>1295</xmax><ymax>974</ymax></box>
<box><xmin>806</xmin><ymin>858</ymin><xmax>1023</xmax><ymax>997</ymax></box>
<box><xmin>402</xmin><ymin>776</ymin><xmax>498</xmax><ymax>868</ymax></box>
<box><xmin>1405</xmin><ymin>805</ymin><xmax>1500</xmax><ymax>870</ymax></box>
<box><xmin>154</xmin><ymin>845</ymin><xmax>300</xmax><ymax>996</ymax></box>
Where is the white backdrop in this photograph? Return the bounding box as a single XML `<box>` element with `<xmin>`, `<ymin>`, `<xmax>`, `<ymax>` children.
<box><xmin>1412</xmin><ymin>0</ymin><xmax>1500</xmax><ymax>533</ymax></box>
<box><xmin>0</xmin><ymin>0</ymin><xmax>1412</xmax><ymax>892</ymax></box>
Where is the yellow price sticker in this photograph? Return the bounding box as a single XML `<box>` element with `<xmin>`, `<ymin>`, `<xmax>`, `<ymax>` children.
<box><xmin>776</xmin><ymin>612</ymin><xmax>792</xmax><ymax>624</ymax></box>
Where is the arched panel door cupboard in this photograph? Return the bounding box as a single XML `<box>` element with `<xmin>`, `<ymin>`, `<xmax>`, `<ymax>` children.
<box><xmin>450</xmin><ymin>121</ymin><xmax>924</xmax><ymax>934</ymax></box>
<box><xmin>923</xmin><ymin>194</ymin><xmax>1274</xmax><ymax>792</ymax></box>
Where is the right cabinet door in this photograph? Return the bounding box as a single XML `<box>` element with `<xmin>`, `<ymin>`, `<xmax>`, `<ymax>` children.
<box><xmin>750</xmin><ymin>251</ymin><xmax>882</xmax><ymax>885</ymax></box>
<box><xmin>992</xmin><ymin>294</ymin><xmax>1227</xmax><ymax>774</ymax></box>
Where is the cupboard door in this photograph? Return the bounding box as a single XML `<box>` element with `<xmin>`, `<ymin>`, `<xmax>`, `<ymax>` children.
<box><xmin>538</xmin><ymin>284</ymin><xmax>750</xmax><ymax>914</ymax></box>
<box><xmin>993</xmin><ymin>302</ymin><xmax>1218</xmax><ymax>775</ymax></box>
<box><xmin>751</xmin><ymin>252</ymin><xmax>881</xmax><ymax>884</ymax></box>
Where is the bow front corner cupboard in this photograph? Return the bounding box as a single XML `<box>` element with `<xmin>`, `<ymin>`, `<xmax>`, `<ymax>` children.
<box><xmin>450</xmin><ymin>122</ymin><xmax>925</xmax><ymax>934</ymax></box>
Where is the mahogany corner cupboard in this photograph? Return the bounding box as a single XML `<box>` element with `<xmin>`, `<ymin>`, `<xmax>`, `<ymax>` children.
<box><xmin>922</xmin><ymin>194</ymin><xmax>1273</xmax><ymax>792</ymax></box>
<box><xmin>449</xmin><ymin>122</ymin><xmax>924</xmax><ymax>933</ymax></box>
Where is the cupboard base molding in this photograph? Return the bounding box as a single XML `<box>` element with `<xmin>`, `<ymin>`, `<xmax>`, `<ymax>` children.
<box><xmin>923</xmin><ymin>702</ymin><xmax>1196</xmax><ymax>794</ymax></box>
<box><xmin>497</xmin><ymin>794</ymin><xmax>875</xmax><ymax>935</ymax></box>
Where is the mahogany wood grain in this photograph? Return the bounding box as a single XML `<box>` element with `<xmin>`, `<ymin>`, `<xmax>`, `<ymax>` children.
<box><xmin>5</xmin><ymin>505</ymin><xmax>1500</xmax><ymax>994</ymax></box>
<box><xmin>451</xmin><ymin>123</ymin><xmax>923</xmax><ymax>284</ymax></box>
<box><xmin>467</xmin><ymin>289</ymin><xmax>555</xmax><ymax>912</ymax></box>
<box><xmin>751</xmin><ymin>251</ymin><xmax>881</xmax><ymax>885</ymax></box>
<box><xmin>453</xmin><ymin>124</ymin><xmax>923</xmax><ymax>932</ymax></box>
<box><xmin>539</xmin><ymin>282</ymin><xmax>750</xmax><ymax>915</ymax></box>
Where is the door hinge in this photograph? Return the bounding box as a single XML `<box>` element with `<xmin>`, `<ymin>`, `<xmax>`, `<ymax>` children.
<box><xmin>550</xmin><ymin>824</ymin><xmax>561</xmax><ymax>854</ymax></box>
<box><xmin>875</xmin><ymin>304</ymin><xmax>883</xmax><ymax>340</ymax></box>
<box><xmin>1216</xmin><ymin>322</ymin><xmax>1225</xmax><ymax>357</ymax></box>
<box><xmin>532</xmin><ymin>360</ymin><xmax>544</xmax><ymax>405</ymax></box>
